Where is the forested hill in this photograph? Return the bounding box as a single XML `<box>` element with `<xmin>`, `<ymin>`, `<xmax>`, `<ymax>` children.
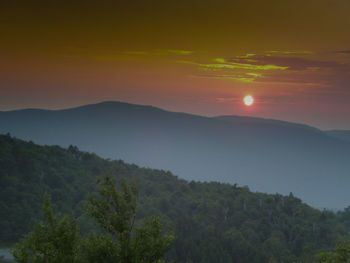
<box><xmin>1</xmin><ymin>134</ymin><xmax>350</xmax><ymax>263</ymax></box>
<box><xmin>2</xmin><ymin>101</ymin><xmax>350</xmax><ymax>208</ymax></box>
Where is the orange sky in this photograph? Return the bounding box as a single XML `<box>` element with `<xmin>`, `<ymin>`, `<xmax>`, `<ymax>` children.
<box><xmin>1</xmin><ymin>0</ymin><xmax>350</xmax><ymax>129</ymax></box>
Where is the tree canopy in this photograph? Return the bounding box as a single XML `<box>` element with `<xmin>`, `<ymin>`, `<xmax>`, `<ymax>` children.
<box><xmin>12</xmin><ymin>174</ymin><xmax>174</xmax><ymax>263</ymax></box>
<box><xmin>1</xmin><ymin>134</ymin><xmax>350</xmax><ymax>262</ymax></box>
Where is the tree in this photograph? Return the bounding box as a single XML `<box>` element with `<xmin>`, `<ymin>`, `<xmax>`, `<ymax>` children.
<box><xmin>12</xmin><ymin>195</ymin><xmax>81</xmax><ymax>263</ymax></box>
<box><xmin>13</xmin><ymin>174</ymin><xmax>174</xmax><ymax>263</ymax></box>
<box><xmin>318</xmin><ymin>242</ymin><xmax>350</xmax><ymax>263</ymax></box>
<box><xmin>83</xmin><ymin>173</ymin><xmax>175</xmax><ymax>263</ymax></box>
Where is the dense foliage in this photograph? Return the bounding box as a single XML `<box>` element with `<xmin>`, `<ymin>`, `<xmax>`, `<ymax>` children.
<box><xmin>13</xmin><ymin>175</ymin><xmax>174</xmax><ymax>263</ymax></box>
<box><xmin>318</xmin><ymin>242</ymin><xmax>350</xmax><ymax>263</ymax></box>
<box><xmin>1</xmin><ymin>134</ymin><xmax>349</xmax><ymax>262</ymax></box>
<box><xmin>13</xmin><ymin>195</ymin><xmax>80</xmax><ymax>263</ymax></box>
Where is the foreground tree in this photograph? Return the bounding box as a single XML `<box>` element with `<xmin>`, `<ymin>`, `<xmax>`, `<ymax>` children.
<box><xmin>12</xmin><ymin>195</ymin><xmax>80</xmax><ymax>263</ymax></box>
<box><xmin>13</xmin><ymin>174</ymin><xmax>174</xmax><ymax>263</ymax></box>
<box><xmin>82</xmin><ymin>173</ymin><xmax>175</xmax><ymax>263</ymax></box>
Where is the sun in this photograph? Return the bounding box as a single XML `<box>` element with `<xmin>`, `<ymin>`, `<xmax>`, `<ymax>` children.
<box><xmin>243</xmin><ymin>95</ymin><xmax>254</xmax><ymax>106</ymax></box>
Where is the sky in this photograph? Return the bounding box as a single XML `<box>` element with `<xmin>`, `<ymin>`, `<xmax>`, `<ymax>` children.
<box><xmin>1</xmin><ymin>0</ymin><xmax>350</xmax><ymax>129</ymax></box>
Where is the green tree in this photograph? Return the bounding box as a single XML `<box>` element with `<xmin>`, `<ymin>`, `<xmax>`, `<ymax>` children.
<box><xmin>12</xmin><ymin>175</ymin><xmax>174</xmax><ymax>263</ymax></box>
<box><xmin>12</xmin><ymin>195</ymin><xmax>81</xmax><ymax>263</ymax></box>
<box><xmin>318</xmin><ymin>242</ymin><xmax>350</xmax><ymax>263</ymax></box>
<box><xmin>83</xmin><ymin>173</ymin><xmax>175</xmax><ymax>263</ymax></box>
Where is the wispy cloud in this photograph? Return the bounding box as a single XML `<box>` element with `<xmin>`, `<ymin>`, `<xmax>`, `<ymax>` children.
<box><xmin>177</xmin><ymin>55</ymin><xmax>288</xmax><ymax>82</ymax></box>
<box><xmin>192</xmin><ymin>73</ymin><xmax>258</xmax><ymax>83</ymax></box>
<box><xmin>265</xmin><ymin>50</ymin><xmax>314</xmax><ymax>55</ymax></box>
<box><xmin>176</xmin><ymin>49</ymin><xmax>350</xmax><ymax>99</ymax></box>
<box><xmin>167</xmin><ymin>50</ymin><xmax>194</xmax><ymax>55</ymax></box>
<box><xmin>335</xmin><ymin>50</ymin><xmax>350</xmax><ymax>55</ymax></box>
<box><xmin>123</xmin><ymin>49</ymin><xmax>194</xmax><ymax>56</ymax></box>
<box><xmin>215</xmin><ymin>95</ymin><xmax>296</xmax><ymax>105</ymax></box>
<box><xmin>215</xmin><ymin>97</ymin><xmax>241</xmax><ymax>103</ymax></box>
<box><xmin>60</xmin><ymin>48</ymin><xmax>195</xmax><ymax>62</ymax></box>
<box><xmin>230</xmin><ymin>55</ymin><xmax>345</xmax><ymax>71</ymax></box>
<box><xmin>236</xmin><ymin>53</ymin><xmax>257</xmax><ymax>58</ymax></box>
<box><xmin>178</xmin><ymin>59</ymin><xmax>288</xmax><ymax>71</ymax></box>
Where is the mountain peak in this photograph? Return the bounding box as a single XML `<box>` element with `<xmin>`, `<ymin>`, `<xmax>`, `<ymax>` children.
<box><xmin>64</xmin><ymin>100</ymin><xmax>160</xmax><ymax>112</ymax></box>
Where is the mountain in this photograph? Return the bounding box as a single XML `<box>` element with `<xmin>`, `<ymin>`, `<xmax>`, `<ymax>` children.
<box><xmin>1</xmin><ymin>134</ymin><xmax>349</xmax><ymax>263</ymax></box>
<box><xmin>325</xmin><ymin>130</ymin><xmax>350</xmax><ymax>143</ymax></box>
<box><xmin>1</xmin><ymin>101</ymin><xmax>350</xmax><ymax>208</ymax></box>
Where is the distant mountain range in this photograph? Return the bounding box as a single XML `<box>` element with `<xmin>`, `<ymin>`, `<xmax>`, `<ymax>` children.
<box><xmin>325</xmin><ymin>130</ymin><xmax>350</xmax><ymax>143</ymax></box>
<box><xmin>1</xmin><ymin>101</ymin><xmax>350</xmax><ymax>208</ymax></box>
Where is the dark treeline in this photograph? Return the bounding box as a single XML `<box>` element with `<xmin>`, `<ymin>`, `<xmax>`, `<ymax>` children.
<box><xmin>1</xmin><ymin>134</ymin><xmax>350</xmax><ymax>262</ymax></box>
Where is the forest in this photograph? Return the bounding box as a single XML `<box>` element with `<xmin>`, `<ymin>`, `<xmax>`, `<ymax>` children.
<box><xmin>1</xmin><ymin>134</ymin><xmax>350</xmax><ymax>262</ymax></box>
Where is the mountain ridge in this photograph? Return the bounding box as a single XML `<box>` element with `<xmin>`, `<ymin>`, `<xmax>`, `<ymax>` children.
<box><xmin>0</xmin><ymin>100</ymin><xmax>332</xmax><ymax>132</ymax></box>
<box><xmin>325</xmin><ymin>130</ymin><xmax>350</xmax><ymax>143</ymax></box>
<box><xmin>1</xmin><ymin>101</ymin><xmax>349</xmax><ymax>208</ymax></box>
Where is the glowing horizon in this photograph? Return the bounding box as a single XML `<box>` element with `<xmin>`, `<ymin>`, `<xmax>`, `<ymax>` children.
<box><xmin>1</xmin><ymin>1</ymin><xmax>350</xmax><ymax>129</ymax></box>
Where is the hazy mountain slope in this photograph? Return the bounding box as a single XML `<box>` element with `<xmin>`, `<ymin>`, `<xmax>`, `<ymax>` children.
<box><xmin>0</xmin><ymin>135</ymin><xmax>348</xmax><ymax>263</ymax></box>
<box><xmin>213</xmin><ymin>115</ymin><xmax>323</xmax><ymax>133</ymax></box>
<box><xmin>1</xmin><ymin>101</ymin><xmax>350</xmax><ymax>208</ymax></box>
<box><xmin>325</xmin><ymin>130</ymin><xmax>350</xmax><ymax>143</ymax></box>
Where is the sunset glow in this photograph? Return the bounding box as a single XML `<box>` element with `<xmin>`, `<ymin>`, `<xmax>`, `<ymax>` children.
<box><xmin>1</xmin><ymin>2</ymin><xmax>350</xmax><ymax>260</ymax></box>
<box><xmin>1</xmin><ymin>1</ymin><xmax>350</xmax><ymax>129</ymax></box>
<box><xmin>243</xmin><ymin>95</ymin><xmax>254</xmax><ymax>106</ymax></box>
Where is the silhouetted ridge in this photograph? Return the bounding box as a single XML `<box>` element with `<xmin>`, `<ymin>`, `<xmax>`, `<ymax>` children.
<box><xmin>214</xmin><ymin>115</ymin><xmax>322</xmax><ymax>133</ymax></box>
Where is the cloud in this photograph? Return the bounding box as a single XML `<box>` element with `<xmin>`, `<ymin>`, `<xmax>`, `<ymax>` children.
<box><xmin>236</xmin><ymin>53</ymin><xmax>257</xmax><ymax>58</ymax></box>
<box><xmin>59</xmin><ymin>48</ymin><xmax>195</xmax><ymax>62</ymax></box>
<box><xmin>193</xmin><ymin>73</ymin><xmax>257</xmax><ymax>83</ymax></box>
<box><xmin>219</xmin><ymin>51</ymin><xmax>350</xmax><ymax>95</ymax></box>
<box><xmin>123</xmin><ymin>49</ymin><xmax>194</xmax><ymax>56</ymax></box>
<box><xmin>231</xmin><ymin>55</ymin><xmax>345</xmax><ymax>71</ymax></box>
<box><xmin>265</xmin><ymin>50</ymin><xmax>314</xmax><ymax>55</ymax></box>
<box><xmin>177</xmin><ymin>56</ymin><xmax>287</xmax><ymax>82</ymax></box>
<box><xmin>335</xmin><ymin>50</ymin><xmax>350</xmax><ymax>55</ymax></box>
<box><xmin>167</xmin><ymin>50</ymin><xmax>194</xmax><ymax>55</ymax></box>
<box><xmin>178</xmin><ymin>50</ymin><xmax>350</xmax><ymax>100</ymax></box>
<box><xmin>191</xmin><ymin>71</ymin><xmax>264</xmax><ymax>83</ymax></box>
<box><xmin>178</xmin><ymin>59</ymin><xmax>288</xmax><ymax>71</ymax></box>
<box><xmin>215</xmin><ymin>95</ymin><xmax>297</xmax><ymax>105</ymax></box>
<box><xmin>215</xmin><ymin>97</ymin><xmax>241</xmax><ymax>103</ymax></box>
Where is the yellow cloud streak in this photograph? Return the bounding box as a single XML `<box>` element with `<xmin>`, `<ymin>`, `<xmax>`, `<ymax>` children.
<box><xmin>179</xmin><ymin>59</ymin><xmax>288</xmax><ymax>71</ymax></box>
<box><xmin>190</xmin><ymin>72</ymin><xmax>263</xmax><ymax>83</ymax></box>
<box><xmin>191</xmin><ymin>74</ymin><xmax>256</xmax><ymax>82</ymax></box>
<box><xmin>246</xmin><ymin>72</ymin><xmax>262</xmax><ymax>77</ymax></box>
<box><xmin>236</xmin><ymin>53</ymin><xmax>256</xmax><ymax>58</ymax></box>
<box><xmin>265</xmin><ymin>50</ymin><xmax>313</xmax><ymax>55</ymax></box>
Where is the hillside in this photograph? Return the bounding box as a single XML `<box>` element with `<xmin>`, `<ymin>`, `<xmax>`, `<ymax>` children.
<box><xmin>0</xmin><ymin>135</ymin><xmax>349</xmax><ymax>263</ymax></box>
<box><xmin>1</xmin><ymin>101</ymin><xmax>350</xmax><ymax>208</ymax></box>
<box><xmin>326</xmin><ymin>130</ymin><xmax>350</xmax><ymax>143</ymax></box>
